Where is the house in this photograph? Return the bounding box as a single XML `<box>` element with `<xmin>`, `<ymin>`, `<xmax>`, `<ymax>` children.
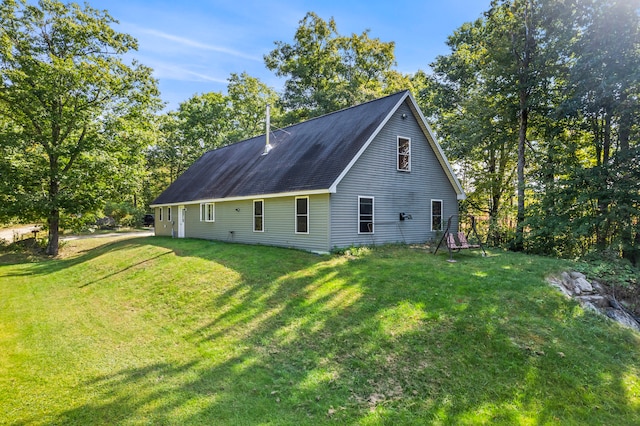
<box><xmin>150</xmin><ymin>90</ymin><xmax>465</xmax><ymax>253</ymax></box>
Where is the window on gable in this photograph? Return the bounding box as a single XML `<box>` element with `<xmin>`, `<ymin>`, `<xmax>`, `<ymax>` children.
<box><xmin>200</xmin><ymin>203</ymin><xmax>215</xmax><ymax>222</ymax></box>
<box><xmin>159</xmin><ymin>207</ymin><xmax>163</xmax><ymax>221</ymax></box>
<box><xmin>432</xmin><ymin>200</ymin><xmax>443</xmax><ymax>232</ymax></box>
<box><xmin>295</xmin><ymin>197</ymin><xmax>309</xmax><ymax>234</ymax></box>
<box><xmin>167</xmin><ymin>207</ymin><xmax>172</xmax><ymax>222</ymax></box>
<box><xmin>397</xmin><ymin>136</ymin><xmax>411</xmax><ymax>172</ymax></box>
<box><xmin>359</xmin><ymin>196</ymin><xmax>374</xmax><ymax>234</ymax></box>
<box><xmin>254</xmin><ymin>200</ymin><xmax>264</xmax><ymax>232</ymax></box>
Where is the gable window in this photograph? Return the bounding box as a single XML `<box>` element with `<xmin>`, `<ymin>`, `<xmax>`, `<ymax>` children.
<box><xmin>397</xmin><ymin>136</ymin><xmax>411</xmax><ymax>172</ymax></box>
<box><xmin>254</xmin><ymin>200</ymin><xmax>264</xmax><ymax>232</ymax></box>
<box><xmin>167</xmin><ymin>206</ymin><xmax>172</xmax><ymax>222</ymax></box>
<box><xmin>159</xmin><ymin>207</ymin><xmax>163</xmax><ymax>221</ymax></box>
<box><xmin>295</xmin><ymin>197</ymin><xmax>309</xmax><ymax>234</ymax></box>
<box><xmin>200</xmin><ymin>203</ymin><xmax>215</xmax><ymax>222</ymax></box>
<box><xmin>358</xmin><ymin>196</ymin><xmax>374</xmax><ymax>234</ymax></box>
<box><xmin>432</xmin><ymin>200</ymin><xmax>443</xmax><ymax>231</ymax></box>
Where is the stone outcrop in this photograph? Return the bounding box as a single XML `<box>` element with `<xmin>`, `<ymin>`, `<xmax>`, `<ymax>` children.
<box><xmin>548</xmin><ymin>272</ymin><xmax>640</xmax><ymax>332</ymax></box>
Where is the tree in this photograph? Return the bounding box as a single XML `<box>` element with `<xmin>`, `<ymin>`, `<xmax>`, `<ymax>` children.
<box><xmin>0</xmin><ymin>0</ymin><xmax>160</xmax><ymax>255</ymax></box>
<box><xmin>227</xmin><ymin>72</ymin><xmax>280</xmax><ymax>140</ymax></box>
<box><xmin>264</xmin><ymin>12</ymin><xmax>402</xmax><ymax>123</ymax></box>
<box><xmin>146</xmin><ymin>73</ymin><xmax>280</xmax><ymax>198</ymax></box>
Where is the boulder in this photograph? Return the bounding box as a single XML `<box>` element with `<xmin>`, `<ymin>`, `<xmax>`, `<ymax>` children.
<box><xmin>574</xmin><ymin>277</ymin><xmax>593</xmax><ymax>294</ymax></box>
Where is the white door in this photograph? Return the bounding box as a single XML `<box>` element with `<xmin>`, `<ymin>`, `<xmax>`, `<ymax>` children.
<box><xmin>178</xmin><ymin>205</ymin><xmax>185</xmax><ymax>238</ymax></box>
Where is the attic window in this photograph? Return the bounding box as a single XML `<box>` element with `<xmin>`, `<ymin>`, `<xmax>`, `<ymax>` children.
<box><xmin>397</xmin><ymin>136</ymin><xmax>411</xmax><ymax>172</ymax></box>
<box><xmin>200</xmin><ymin>203</ymin><xmax>215</xmax><ymax>222</ymax></box>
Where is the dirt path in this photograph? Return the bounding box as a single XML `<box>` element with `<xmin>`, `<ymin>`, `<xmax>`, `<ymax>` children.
<box><xmin>0</xmin><ymin>226</ymin><xmax>153</xmax><ymax>242</ymax></box>
<box><xmin>0</xmin><ymin>225</ymin><xmax>40</xmax><ymax>243</ymax></box>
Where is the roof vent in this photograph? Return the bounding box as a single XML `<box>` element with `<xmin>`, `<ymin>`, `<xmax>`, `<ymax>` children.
<box><xmin>262</xmin><ymin>104</ymin><xmax>272</xmax><ymax>156</ymax></box>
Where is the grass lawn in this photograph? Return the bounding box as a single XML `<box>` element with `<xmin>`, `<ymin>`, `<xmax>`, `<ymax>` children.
<box><xmin>1</xmin><ymin>236</ymin><xmax>639</xmax><ymax>425</ymax></box>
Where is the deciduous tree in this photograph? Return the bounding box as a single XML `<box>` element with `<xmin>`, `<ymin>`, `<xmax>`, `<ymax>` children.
<box><xmin>0</xmin><ymin>0</ymin><xmax>160</xmax><ymax>255</ymax></box>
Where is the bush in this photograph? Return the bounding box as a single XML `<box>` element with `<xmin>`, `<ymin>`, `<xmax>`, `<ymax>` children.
<box><xmin>104</xmin><ymin>201</ymin><xmax>146</xmax><ymax>228</ymax></box>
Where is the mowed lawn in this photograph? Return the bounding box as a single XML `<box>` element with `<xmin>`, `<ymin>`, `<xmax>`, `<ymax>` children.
<box><xmin>1</xmin><ymin>236</ymin><xmax>639</xmax><ymax>425</ymax></box>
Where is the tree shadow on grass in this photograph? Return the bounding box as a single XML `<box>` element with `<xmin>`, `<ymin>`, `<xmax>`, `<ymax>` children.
<box><xmin>14</xmin><ymin>238</ymin><xmax>640</xmax><ymax>424</ymax></box>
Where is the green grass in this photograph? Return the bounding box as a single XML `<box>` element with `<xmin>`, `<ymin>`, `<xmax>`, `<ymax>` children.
<box><xmin>1</xmin><ymin>237</ymin><xmax>639</xmax><ymax>425</ymax></box>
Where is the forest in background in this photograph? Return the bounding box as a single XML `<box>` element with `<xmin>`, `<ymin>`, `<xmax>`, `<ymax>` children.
<box><xmin>0</xmin><ymin>0</ymin><xmax>638</xmax><ymax>263</ymax></box>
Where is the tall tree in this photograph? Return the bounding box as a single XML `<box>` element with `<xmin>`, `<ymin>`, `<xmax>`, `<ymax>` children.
<box><xmin>227</xmin><ymin>72</ymin><xmax>280</xmax><ymax>140</ymax></box>
<box><xmin>264</xmin><ymin>12</ymin><xmax>401</xmax><ymax>123</ymax></box>
<box><xmin>0</xmin><ymin>0</ymin><xmax>160</xmax><ymax>255</ymax></box>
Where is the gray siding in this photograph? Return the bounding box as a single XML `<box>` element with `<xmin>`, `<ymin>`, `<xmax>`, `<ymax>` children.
<box><xmin>330</xmin><ymin>102</ymin><xmax>459</xmax><ymax>249</ymax></box>
<box><xmin>161</xmin><ymin>194</ymin><xmax>331</xmax><ymax>252</ymax></box>
<box><xmin>154</xmin><ymin>206</ymin><xmax>173</xmax><ymax>237</ymax></box>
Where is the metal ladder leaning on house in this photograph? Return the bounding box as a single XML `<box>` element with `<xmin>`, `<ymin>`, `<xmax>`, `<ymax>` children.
<box><xmin>434</xmin><ymin>215</ymin><xmax>487</xmax><ymax>262</ymax></box>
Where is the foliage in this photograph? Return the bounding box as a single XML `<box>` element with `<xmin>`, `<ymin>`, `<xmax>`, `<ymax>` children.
<box><xmin>0</xmin><ymin>0</ymin><xmax>161</xmax><ymax>255</ymax></box>
<box><xmin>429</xmin><ymin>0</ymin><xmax>640</xmax><ymax>260</ymax></box>
<box><xmin>264</xmin><ymin>12</ymin><xmax>404</xmax><ymax>124</ymax></box>
<box><xmin>146</xmin><ymin>73</ymin><xmax>279</xmax><ymax>197</ymax></box>
<box><xmin>104</xmin><ymin>201</ymin><xmax>146</xmax><ymax>228</ymax></box>
<box><xmin>1</xmin><ymin>238</ymin><xmax>639</xmax><ymax>424</ymax></box>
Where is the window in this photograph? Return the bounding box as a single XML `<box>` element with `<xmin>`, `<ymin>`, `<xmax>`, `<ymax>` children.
<box><xmin>397</xmin><ymin>136</ymin><xmax>411</xmax><ymax>171</ymax></box>
<box><xmin>358</xmin><ymin>196</ymin><xmax>374</xmax><ymax>234</ymax></box>
<box><xmin>159</xmin><ymin>207</ymin><xmax>163</xmax><ymax>221</ymax></box>
<box><xmin>167</xmin><ymin>206</ymin><xmax>172</xmax><ymax>222</ymax></box>
<box><xmin>200</xmin><ymin>203</ymin><xmax>215</xmax><ymax>222</ymax></box>
<box><xmin>432</xmin><ymin>200</ymin><xmax>443</xmax><ymax>231</ymax></box>
<box><xmin>295</xmin><ymin>197</ymin><xmax>309</xmax><ymax>234</ymax></box>
<box><xmin>253</xmin><ymin>200</ymin><xmax>264</xmax><ymax>232</ymax></box>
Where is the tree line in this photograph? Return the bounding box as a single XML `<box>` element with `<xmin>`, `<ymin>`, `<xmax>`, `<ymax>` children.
<box><xmin>0</xmin><ymin>0</ymin><xmax>638</xmax><ymax>261</ymax></box>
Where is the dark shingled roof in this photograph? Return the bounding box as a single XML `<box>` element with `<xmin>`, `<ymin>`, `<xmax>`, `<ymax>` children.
<box><xmin>152</xmin><ymin>91</ymin><xmax>408</xmax><ymax>205</ymax></box>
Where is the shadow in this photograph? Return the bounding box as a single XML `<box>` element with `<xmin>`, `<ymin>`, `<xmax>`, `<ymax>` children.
<box><xmin>6</xmin><ymin>238</ymin><xmax>640</xmax><ymax>424</ymax></box>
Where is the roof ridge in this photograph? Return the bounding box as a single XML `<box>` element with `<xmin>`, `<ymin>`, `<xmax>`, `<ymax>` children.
<box><xmin>202</xmin><ymin>90</ymin><xmax>410</xmax><ymax>155</ymax></box>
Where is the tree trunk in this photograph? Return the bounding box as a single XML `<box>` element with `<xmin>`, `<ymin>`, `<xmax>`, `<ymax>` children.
<box><xmin>46</xmin><ymin>208</ymin><xmax>60</xmax><ymax>256</ymax></box>
<box><xmin>46</xmin><ymin>158</ymin><xmax>60</xmax><ymax>256</ymax></box>
<box><xmin>514</xmin><ymin>105</ymin><xmax>528</xmax><ymax>252</ymax></box>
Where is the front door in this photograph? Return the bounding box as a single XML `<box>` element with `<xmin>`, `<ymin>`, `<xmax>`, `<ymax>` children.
<box><xmin>178</xmin><ymin>205</ymin><xmax>185</xmax><ymax>238</ymax></box>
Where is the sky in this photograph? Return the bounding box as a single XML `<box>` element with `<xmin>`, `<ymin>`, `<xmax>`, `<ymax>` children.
<box><xmin>87</xmin><ymin>0</ymin><xmax>493</xmax><ymax>111</ymax></box>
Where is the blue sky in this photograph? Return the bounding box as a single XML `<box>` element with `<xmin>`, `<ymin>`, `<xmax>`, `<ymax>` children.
<box><xmin>88</xmin><ymin>0</ymin><xmax>492</xmax><ymax>110</ymax></box>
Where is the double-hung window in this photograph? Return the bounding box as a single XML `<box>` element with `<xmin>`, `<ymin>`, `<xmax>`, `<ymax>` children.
<box><xmin>358</xmin><ymin>196</ymin><xmax>374</xmax><ymax>234</ymax></box>
<box><xmin>397</xmin><ymin>136</ymin><xmax>411</xmax><ymax>172</ymax></box>
<box><xmin>254</xmin><ymin>200</ymin><xmax>264</xmax><ymax>232</ymax></box>
<box><xmin>432</xmin><ymin>200</ymin><xmax>443</xmax><ymax>231</ymax></box>
<box><xmin>200</xmin><ymin>203</ymin><xmax>215</xmax><ymax>222</ymax></box>
<box><xmin>295</xmin><ymin>197</ymin><xmax>309</xmax><ymax>234</ymax></box>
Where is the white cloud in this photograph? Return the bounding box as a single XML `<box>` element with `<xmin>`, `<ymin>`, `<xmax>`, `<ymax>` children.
<box><xmin>132</xmin><ymin>25</ymin><xmax>261</xmax><ymax>61</ymax></box>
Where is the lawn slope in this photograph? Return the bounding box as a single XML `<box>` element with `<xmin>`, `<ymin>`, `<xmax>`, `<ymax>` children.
<box><xmin>1</xmin><ymin>237</ymin><xmax>639</xmax><ymax>425</ymax></box>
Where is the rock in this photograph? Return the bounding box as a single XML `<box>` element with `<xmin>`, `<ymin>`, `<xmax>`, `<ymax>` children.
<box><xmin>570</xmin><ymin>271</ymin><xmax>586</xmax><ymax>280</ymax></box>
<box><xmin>576</xmin><ymin>295</ymin><xmax>610</xmax><ymax>309</ymax></box>
<box><xmin>591</xmin><ymin>280</ymin><xmax>605</xmax><ymax>294</ymax></box>
<box><xmin>605</xmin><ymin>308</ymin><xmax>640</xmax><ymax>332</ymax></box>
<box><xmin>574</xmin><ymin>277</ymin><xmax>593</xmax><ymax>294</ymax></box>
<box><xmin>548</xmin><ymin>277</ymin><xmax>572</xmax><ymax>297</ymax></box>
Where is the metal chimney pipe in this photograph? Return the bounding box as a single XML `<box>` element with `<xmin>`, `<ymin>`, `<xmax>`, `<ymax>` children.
<box><xmin>262</xmin><ymin>104</ymin><xmax>272</xmax><ymax>155</ymax></box>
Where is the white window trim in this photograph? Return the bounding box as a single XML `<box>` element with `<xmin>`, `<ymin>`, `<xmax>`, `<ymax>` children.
<box><xmin>295</xmin><ymin>196</ymin><xmax>309</xmax><ymax>234</ymax></box>
<box><xmin>253</xmin><ymin>199</ymin><xmax>264</xmax><ymax>233</ymax></box>
<box><xmin>200</xmin><ymin>202</ymin><xmax>215</xmax><ymax>222</ymax></box>
<box><xmin>431</xmin><ymin>199</ymin><xmax>443</xmax><ymax>232</ymax></box>
<box><xmin>358</xmin><ymin>196</ymin><xmax>375</xmax><ymax>234</ymax></box>
<box><xmin>167</xmin><ymin>206</ymin><xmax>172</xmax><ymax>222</ymax></box>
<box><xmin>397</xmin><ymin>136</ymin><xmax>411</xmax><ymax>172</ymax></box>
<box><xmin>159</xmin><ymin>207</ymin><xmax>163</xmax><ymax>221</ymax></box>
